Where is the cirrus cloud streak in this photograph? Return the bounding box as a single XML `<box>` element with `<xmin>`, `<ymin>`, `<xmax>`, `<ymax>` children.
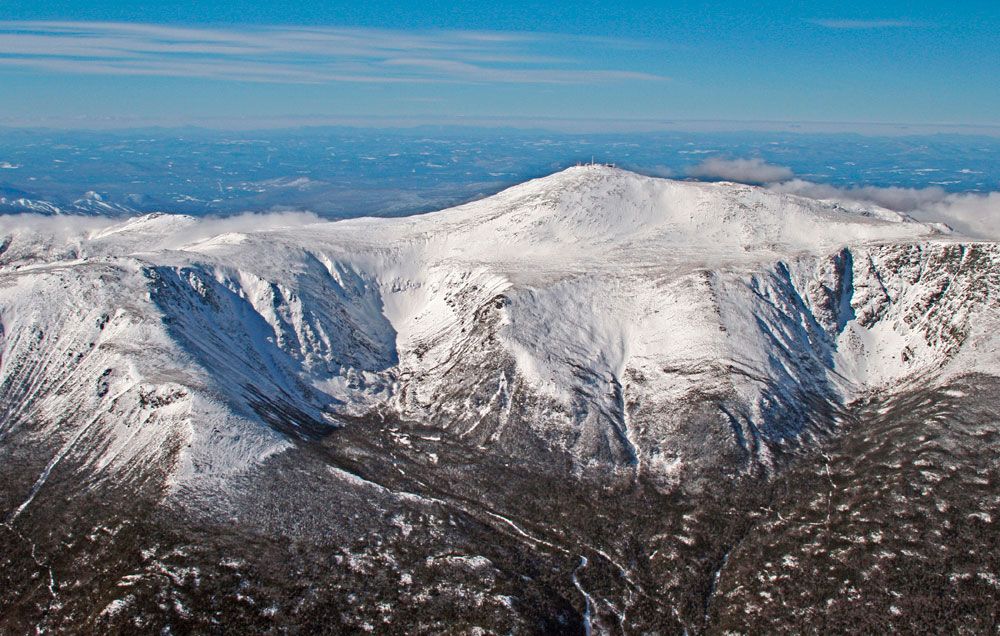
<box><xmin>809</xmin><ymin>19</ymin><xmax>923</xmax><ymax>29</ymax></box>
<box><xmin>0</xmin><ymin>21</ymin><xmax>667</xmax><ymax>85</ymax></box>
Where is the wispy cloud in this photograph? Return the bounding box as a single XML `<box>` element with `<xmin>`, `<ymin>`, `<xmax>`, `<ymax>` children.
<box><xmin>0</xmin><ymin>21</ymin><xmax>667</xmax><ymax>85</ymax></box>
<box><xmin>809</xmin><ymin>19</ymin><xmax>923</xmax><ymax>30</ymax></box>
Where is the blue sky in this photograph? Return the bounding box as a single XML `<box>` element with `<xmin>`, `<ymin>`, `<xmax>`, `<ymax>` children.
<box><xmin>0</xmin><ymin>1</ymin><xmax>998</xmax><ymax>130</ymax></box>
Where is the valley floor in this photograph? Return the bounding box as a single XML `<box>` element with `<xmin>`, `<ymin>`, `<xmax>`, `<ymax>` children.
<box><xmin>2</xmin><ymin>374</ymin><xmax>998</xmax><ymax>634</ymax></box>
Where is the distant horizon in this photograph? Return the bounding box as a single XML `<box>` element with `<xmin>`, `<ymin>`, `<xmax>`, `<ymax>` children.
<box><xmin>3</xmin><ymin>125</ymin><xmax>997</xmax><ymax>238</ymax></box>
<box><xmin>3</xmin><ymin>117</ymin><xmax>1000</xmax><ymax>137</ymax></box>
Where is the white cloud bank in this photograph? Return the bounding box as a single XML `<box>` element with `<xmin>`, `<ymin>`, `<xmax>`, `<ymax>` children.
<box><xmin>686</xmin><ymin>157</ymin><xmax>1000</xmax><ymax>241</ymax></box>
<box><xmin>770</xmin><ymin>180</ymin><xmax>1000</xmax><ymax>241</ymax></box>
<box><xmin>687</xmin><ymin>157</ymin><xmax>794</xmax><ymax>184</ymax></box>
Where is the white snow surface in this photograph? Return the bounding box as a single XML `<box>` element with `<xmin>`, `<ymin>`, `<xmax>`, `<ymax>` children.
<box><xmin>1</xmin><ymin>166</ymin><xmax>998</xmax><ymax>487</ymax></box>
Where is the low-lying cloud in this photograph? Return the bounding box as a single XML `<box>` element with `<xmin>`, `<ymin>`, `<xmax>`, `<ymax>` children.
<box><xmin>0</xmin><ymin>211</ymin><xmax>326</xmax><ymax>253</ymax></box>
<box><xmin>688</xmin><ymin>157</ymin><xmax>794</xmax><ymax>184</ymax></box>
<box><xmin>771</xmin><ymin>180</ymin><xmax>1000</xmax><ymax>241</ymax></box>
<box><xmin>686</xmin><ymin>157</ymin><xmax>1000</xmax><ymax>241</ymax></box>
<box><xmin>0</xmin><ymin>213</ymin><xmax>119</xmax><ymax>241</ymax></box>
<box><xmin>768</xmin><ymin>180</ymin><xmax>950</xmax><ymax>211</ymax></box>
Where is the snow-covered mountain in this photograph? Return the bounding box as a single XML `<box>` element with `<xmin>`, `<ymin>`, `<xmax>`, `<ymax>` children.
<box><xmin>0</xmin><ymin>189</ymin><xmax>138</xmax><ymax>216</ymax></box>
<box><xmin>3</xmin><ymin>166</ymin><xmax>994</xmax><ymax>482</ymax></box>
<box><xmin>2</xmin><ymin>166</ymin><xmax>998</xmax><ymax>633</ymax></box>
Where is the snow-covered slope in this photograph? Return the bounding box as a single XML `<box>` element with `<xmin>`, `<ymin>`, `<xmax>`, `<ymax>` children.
<box><xmin>1</xmin><ymin>166</ymin><xmax>998</xmax><ymax>494</ymax></box>
<box><xmin>0</xmin><ymin>191</ymin><xmax>138</xmax><ymax>217</ymax></box>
